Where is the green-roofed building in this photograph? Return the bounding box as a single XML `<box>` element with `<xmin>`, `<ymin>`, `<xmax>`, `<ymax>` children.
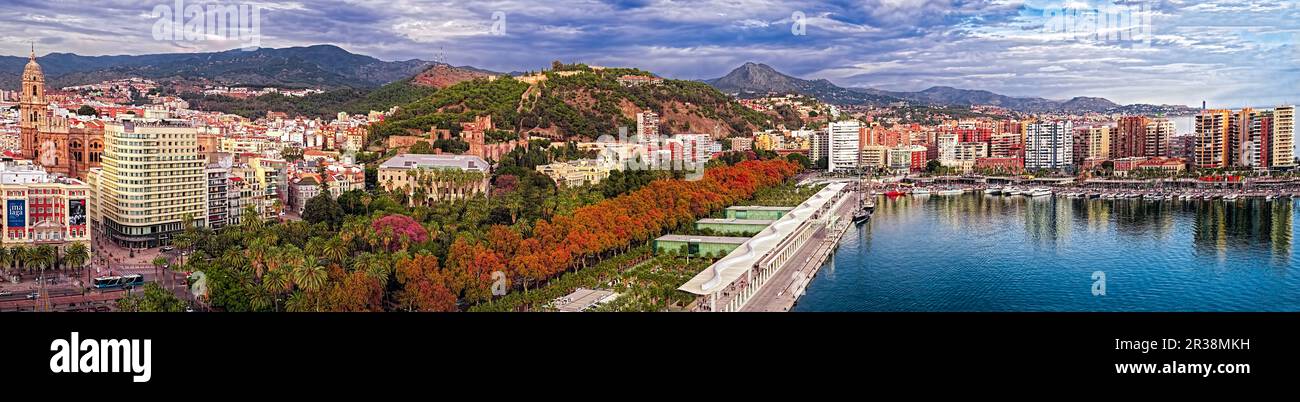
<box><xmin>694</xmin><ymin>218</ymin><xmax>775</xmax><ymax>236</ymax></box>
<box><xmin>653</xmin><ymin>235</ymin><xmax>750</xmax><ymax>257</ymax></box>
<box><xmin>724</xmin><ymin>206</ymin><xmax>795</xmax><ymax>220</ymax></box>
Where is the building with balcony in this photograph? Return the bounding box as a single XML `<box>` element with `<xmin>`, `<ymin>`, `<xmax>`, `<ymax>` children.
<box><xmin>1026</xmin><ymin>121</ymin><xmax>1073</xmax><ymax>170</ymax></box>
<box><xmin>90</xmin><ymin>119</ymin><xmax>205</xmax><ymax>248</ymax></box>
<box><xmin>0</xmin><ymin>161</ymin><xmax>91</xmax><ymax>253</ymax></box>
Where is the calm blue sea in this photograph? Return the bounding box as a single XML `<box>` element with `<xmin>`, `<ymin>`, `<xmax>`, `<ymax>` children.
<box><xmin>793</xmin><ymin>195</ymin><xmax>1300</xmax><ymax>312</ymax></box>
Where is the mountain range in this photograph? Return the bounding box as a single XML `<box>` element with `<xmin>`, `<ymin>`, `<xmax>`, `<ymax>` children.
<box><xmin>1</xmin><ymin>45</ymin><xmax>1196</xmax><ymax>115</ymax></box>
<box><xmin>0</xmin><ymin>45</ymin><xmax>441</xmax><ymax>90</ymax></box>
<box><xmin>706</xmin><ymin>62</ymin><xmax>1196</xmax><ymax>114</ymax></box>
<box><xmin>703</xmin><ymin>62</ymin><xmax>900</xmax><ymax>106</ymax></box>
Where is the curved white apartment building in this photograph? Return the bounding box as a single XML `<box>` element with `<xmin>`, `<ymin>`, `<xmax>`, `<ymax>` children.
<box><xmin>91</xmin><ymin>119</ymin><xmax>206</xmax><ymax>248</ymax></box>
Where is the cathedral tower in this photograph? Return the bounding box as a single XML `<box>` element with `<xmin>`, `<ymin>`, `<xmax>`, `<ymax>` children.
<box><xmin>20</xmin><ymin>44</ymin><xmax>46</xmax><ymax>159</ymax></box>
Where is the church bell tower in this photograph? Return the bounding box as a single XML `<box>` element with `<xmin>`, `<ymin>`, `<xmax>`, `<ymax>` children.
<box><xmin>20</xmin><ymin>43</ymin><xmax>46</xmax><ymax>159</ymax></box>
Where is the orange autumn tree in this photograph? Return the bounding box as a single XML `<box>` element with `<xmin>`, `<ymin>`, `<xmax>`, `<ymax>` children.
<box><xmin>444</xmin><ymin>238</ymin><xmax>506</xmax><ymax>304</ymax></box>
<box><xmin>326</xmin><ymin>271</ymin><xmax>384</xmax><ymax>312</ymax></box>
<box><xmin>491</xmin><ymin>158</ymin><xmax>799</xmax><ymax>297</ymax></box>
<box><xmin>395</xmin><ymin>253</ymin><xmax>457</xmax><ymax>312</ymax></box>
<box><xmin>404</xmin><ymin>158</ymin><xmax>798</xmax><ymax>310</ymax></box>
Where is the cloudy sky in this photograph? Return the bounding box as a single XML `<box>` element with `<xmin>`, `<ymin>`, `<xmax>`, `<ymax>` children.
<box><xmin>3</xmin><ymin>0</ymin><xmax>1299</xmax><ymax>107</ymax></box>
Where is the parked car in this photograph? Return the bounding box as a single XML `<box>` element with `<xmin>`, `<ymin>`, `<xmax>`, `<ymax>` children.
<box><xmin>161</xmin><ymin>246</ymin><xmax>175</xmax><ymax>252</ymax></box>
<box><xmin>0</xmin><ymin>291</ymin><xmax>13</xmax><ymax>297</ymax></box>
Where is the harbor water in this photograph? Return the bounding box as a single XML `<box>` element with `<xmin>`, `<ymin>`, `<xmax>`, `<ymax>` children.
<box><xmin>793</xmin><ymin>194</ymin><xmax>1300</xmax><ymax>312</ymax></box>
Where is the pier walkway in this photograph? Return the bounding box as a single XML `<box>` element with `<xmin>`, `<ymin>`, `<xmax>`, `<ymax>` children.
<box><xmin>679</xmin><ymin>182</ymin><xmax>860</xmax><ymax>312</ymax></box>
<box><xmin>741</xmin><ymin>190</ymin><xmax>858</xmax><ymax>312</ymax></box>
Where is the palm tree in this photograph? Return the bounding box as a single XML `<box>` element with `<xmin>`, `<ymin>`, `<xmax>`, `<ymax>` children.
<box><xmin>245</xmin><ymin>238</ymin><xmax>271</xmax><ymax>280</ymax></box>
<box><xmin>354</xmin><ymin>253</ymin><xmax>391</xmax><ymax>287</ymax></box>
<box><xmin>292</xmin><ymin>264</ymin><xmax>327</xmax><ymax>292</ymax></box>
<box><xmin>173</xmin><ymin>234</ymin><xmax>193</xmax><ymax>266</ymax></box>
<box><xmin>151</xmin><ymin>256</ymin><xmax>170</xmax><ymax>290</ymax></box>
<box><xmin>322</xmin><ymin>239</ymin><xmax>348</xmax><ymax>267</ymax></box>
<box><xmin>64</xmin><ymin>243</ymin><xmax>88</xmax><ymax>272</ymax></box>
<box><xmin>241</xmin><ymin>205</ymin><xmax>264</xmax><ymax>232</ymax></box>
<box><xmin>24</xmin><ymin>246</ymin><xmax>48</xmax><ymax>277</ymax></box>
<box><xmin>10</xmin><ymin>246</ymin><xmax>27</xmax><ymax>277</ymax></box>
<box><xmin>304</xmin><ymin>237</ymin><xmax>327</xmax><ymax>265</ymax></box>
<box><xmin>291</xmin><ymin>264</ymin><xmax>328</xmax><ymax>311</ymax></box>
<box><xmin>339</xmin><ymin>218</ymin><xmax>369</xmax><ymax>248</ymax></box>
<box><xmin>285</xmin><ymin>290</ymin><xmax>313</xmax><ymax>312</ymax></box>
<box><xmin>219</xmin><ymin>249</ymin><xmax>244</xmax><ymax>274</ymax></box>
<box><xmin>64</xmin><ymin>243</ymin><xmax>89</xmax><ymax>289</ymax></box>
<box><xmin>249</xmin><ymin>288</ymin><xmax>273</xmax><ymax>312</ymax></box>
<box><xmin>261</xmin><ymin>269</ymin><xmax>291</xmax><ymax>311</ymax></box>
<box><xmin>0</xmin><ymin>246</ymin><xmax>10</xmax><ymax>279</ymax></box>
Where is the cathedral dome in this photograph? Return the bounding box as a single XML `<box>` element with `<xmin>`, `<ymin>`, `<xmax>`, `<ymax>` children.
<box><xmin>23</xmin><ymin>49</ymin><xmax>43</xmax><ymax>81</ymax></box>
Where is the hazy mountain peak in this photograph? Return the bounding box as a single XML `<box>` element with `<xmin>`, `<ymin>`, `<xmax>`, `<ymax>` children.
<box><xmin>0</xmin><ymin>45</ymin><xmax>439</xmax><ymax>89</ymax></box>
<box><xmin>705</xmin><ymin>62</ymin><xmax>1190</xmax><ymax>113</ymax></box>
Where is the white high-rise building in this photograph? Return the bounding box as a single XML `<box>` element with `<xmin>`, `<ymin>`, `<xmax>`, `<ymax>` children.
<box><xmin>1145</xmin><ymin>118</ymin><xmax>1176</xmax><ymax>157</ymax></box>
<box><xmin>636</xmin><ymin>111</ymin><xmax>660</xmax><ymax>143</ymax></box>
<box><xmin>810</xmin><ymin>130</ymin><xmax>829</xmax><ymax>164</ymax></box>
<box><xmin>1273</xmin><ymin>105</ymin><xmax>1295</xmax><ymax>168</ymax></box>
<box><xmin>1026</xmin><ymin>121</ymin><xmax>1073</xmax><ymax>170</ymax></box>
<box><xmin>936</xmin><ymin>132</ymin><xmax>958</xmax><ymax>163</ymax></box>
<box><xmin>827</xmin><ymin>120</ymin><xmax>861</xmax><ymax>172</ymax></box>
<box><xmin>92</xmin><ymin>119</ymin><xmax>207</xmax><ymax>248</ymax></box>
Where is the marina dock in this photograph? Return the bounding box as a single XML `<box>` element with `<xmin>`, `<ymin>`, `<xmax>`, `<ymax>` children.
<box><xmin>741</xmin><ymin>195</ymin><xmax>858</xmax><ymax>312</ymax></box>
<box><xmin>678</xmin><ymin>181</ymin><xmax>863</xmax><ymax>312</ymax></box>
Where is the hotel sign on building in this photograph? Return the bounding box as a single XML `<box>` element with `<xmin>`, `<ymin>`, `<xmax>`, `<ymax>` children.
<box><xmin>6</xmin><ymin>199</ymin><xmax>25</xmax><ymax>230</ymax></box>
<box><xmin>0</xmin><ymin>161</ymin><xmax>91</xmax><ymax>249</ymax></box>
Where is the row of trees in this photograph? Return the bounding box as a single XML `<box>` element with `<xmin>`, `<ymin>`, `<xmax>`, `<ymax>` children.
<box><xmin>178</xmin><ymin>156</ymin><xmax>797</xmax><ymax>312</ymax></box>
<box><xmin>431</xmin><ymin>158</ymin><xmax>800</xmax><ymax>309</ymax></box>
<box><xmin>0</xmin><ymin>243</ymin><xmax>90</xmax><ymax>279</ymax></box>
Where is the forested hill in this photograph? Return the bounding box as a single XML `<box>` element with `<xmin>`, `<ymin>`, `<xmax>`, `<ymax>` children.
<box><xmin>370</xmin><ymin>65</ymin><xmax>773</xmax><ymax>145</ymax></box>
<box><xmin>180</xmin><ymin>80</ymin><xmax>437</xmax><ymax>120</ymax></box>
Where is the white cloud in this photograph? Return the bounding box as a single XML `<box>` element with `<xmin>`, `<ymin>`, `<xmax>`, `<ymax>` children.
<box><xmin>0</xmin><ymin>0</ymin><xmax>1297</xmax><ymax>106</ymax></box>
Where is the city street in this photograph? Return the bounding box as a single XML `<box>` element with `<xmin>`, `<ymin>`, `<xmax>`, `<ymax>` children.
<box><xmin>0</xmin><ymin>231</ymin><xmax>192</xmax><ymax>311</ymax></box>
<box><xmin>0</xmin><ymin>269</ymin><xmax>189</xmax><ymax>311</ymax></box>
<box><xmin>92</xmin><ymin>232</ymin><xmax>168</xmax><ymax>266</ymax></box>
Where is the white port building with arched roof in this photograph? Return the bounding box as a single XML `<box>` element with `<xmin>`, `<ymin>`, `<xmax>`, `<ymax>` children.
<box><xmin>679</xmin><ymin>182</ymin><xmax>851</xmax><ymax>312</ymax></box>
